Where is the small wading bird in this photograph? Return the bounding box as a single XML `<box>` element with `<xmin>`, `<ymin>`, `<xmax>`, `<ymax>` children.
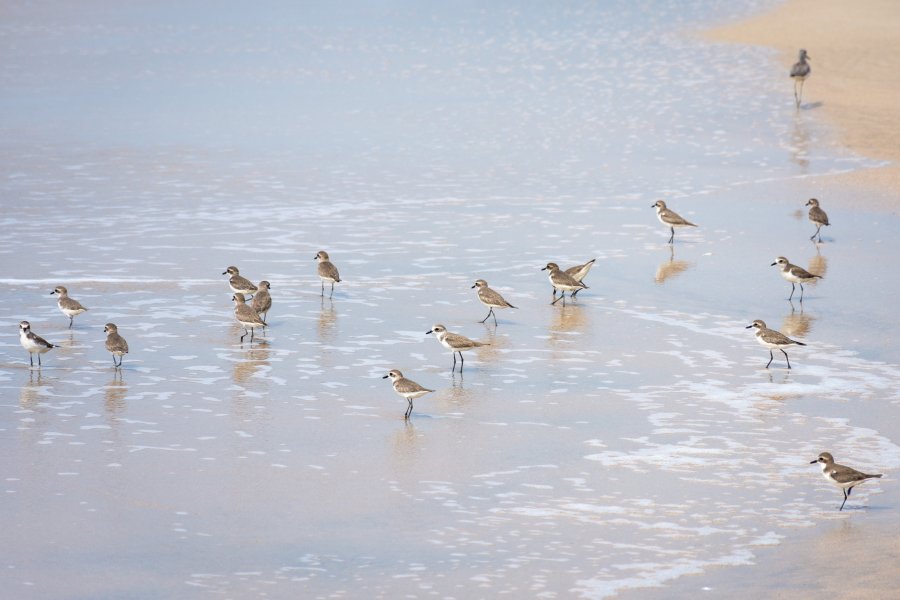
<box><xmin>541</xmin><ymin>263</ymin><xmax>587</xmax><ymax>305</ymax></box>
<box><xmin>771</xmin><ymin>256</ymin><xmax>821</xmax><ymax>302</ymax></box>
<box><xmin>471</xmin><ymin>279</ymin><xmax>516</xmax><ymax>325</ymax></box>
<box><xmin>223</xmin><ymin>266</ymin><xmax>257</xmax><ymax>297</ymax></box>
<box><xmin>252</xmin><ymin>280</ymin><xmax>272</xmax><ymax>321</ymax></box>
<box><xmin>103</xmin><ymin>323</ymin><xmax>129</xmax><ymax>368</ymax></box>
<box><xmin>232</xmin><ymin>293</ymin><xmax>267</xmax><ymax>343</ymax></box>
<box><xmin>51</xmin><ymin>285</ymin><xmax>88</xmax><ymax>328</ymax></box>
<box><xmin>564</xmin><ymin>258</ymin><xmax>595</xmax><ymax>297</ymax></box>
<box><xmin>810</xmin><ymin>452</ymin><xmax>882</xmax><ymax>511</ymax></box>
<box><xmin>426</xmin><ymin>324</ymin><xmax>488</xmax><ymax>372</ymax></box>
<box><xmin>19</xmin><ymin>321</ymin><xmax>55</xmax><ymax>367</ymax></box>
<box><xmin>383</xmin><ymin>369</ymin><xmax>434</xmax><ymax>420</ymax></box>
<box><xmin>790</xmin><ymin>48</ymin><xmax>811</xmax><ymax>109</ymax></box>
<box><xmin>315</xmin><ymin>250</ymin><xmax>341</xmax><ymax>298</ymax></box>
<box><xmin>805</xmin><ymin>198</ymin><xmax>829</xmax><ymax>243</ymax></box>
<box><xmin>746</xmin><ymin>319</ymin><xmax>806</xmax><ymax>369</ymax></box>
<box><xmin>652</xmin><ymin>200</ymin><xmax>697</xmax><ymax>244</ymax></box>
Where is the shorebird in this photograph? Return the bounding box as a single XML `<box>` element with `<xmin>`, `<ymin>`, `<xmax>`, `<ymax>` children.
<box><xmin>805</xmin><ymin>198</ymin><xmax>830</xmax><ymax>243</ymax></box>
<box><xmin>790</xmin><ymin>49</ymin><xmax>811</xmax><ymax>109</ymax></box>
<box><xmin>315</xmin><ymin>250</ymin><xmax>341</xmax><ymax>298</ymax></box>
<box><xmin>471</xmin><ymin>279</ymin><xmax>516</xmax><ymax>325</ymax></box>
<box><xmin>652</xmin><ymin>200</ymin><xmax>696</xmax><ymax>244</ymax></box>
<box><xmin>746</xmin><ymin>319</ymin><xmax>806</xmax><ymax>369</ymax></box>
<box><xmin>232</xmin><ymin>293</ymin><xmax>267</xmax><ymax>342</ymax></box>
<box><xmin>251</xmin><ymin>280</ymin><xmax>272</xmax><ymax>320</ymax></box>
<box><xmin>223</xmin><ymin>266</ymin><xmax>257</xmax><ymax>297</ymax></box>
<box><xmin>383</xmin><ymin>369</ymin><xmax>435</xmax><ymax>419</ymax></box>
<box><xmin>426</xmin><ymin>324</ymin><xmax>488</xmax><ymax>372</ymax></box>
<box><xmin>541</xmin><ymin>263</ymin><xmax>587</xmax><ymax>305</ymax></box>
<box><xmin>564</xmin><ymin>259</ymin><xmax>596</xmax><ymax>297</ymax></box>
<box><xmin>51</xmin><ymin>285</ymin><xmax>88</xmax><ymax>328</ymax></box>
<box><xmin>810</xmin><ymin>452</ymin><xmax>882</xmax><ymax>511</ymax></box>
<box><xmin>771</xmin><ymin>256</ymin><xmax>822</xmax><ymax>302</ymax></box>
<box><xmin>103</xmin><ymin>323</ymin><xmax>129</xmax><ymax>368</ymax></box>
<box><xmin>19</xmin><ymin>321</ymin><xmax>55</xmax><ymax>367</ymax></box>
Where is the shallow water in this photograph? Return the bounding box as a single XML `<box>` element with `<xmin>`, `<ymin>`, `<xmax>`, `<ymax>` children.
<box><xmin>2</xmin><ymin>1</ymin><xmax>899</xmax><ymax>598</ymax></box>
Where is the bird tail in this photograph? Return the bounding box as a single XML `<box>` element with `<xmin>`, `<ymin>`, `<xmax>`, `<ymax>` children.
<box><xmin>795</xmin><ymin>341</ymin><xmax>807</xmax><ymax>346</ymax></box>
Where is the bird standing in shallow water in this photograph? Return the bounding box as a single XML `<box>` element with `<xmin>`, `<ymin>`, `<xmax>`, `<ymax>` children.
<box><xmin>790</xmin><ymin>49</ymin><xmax>811</xmax><ymax>109</ymax></box>
<box><xmin>51</xmin><ymin>285</ymin><xmax>88</xmax><ymax>328</ymax></box>
<box><xmin>426</xmin><ymin>324</ymin><xmax>488</xmax><ymax>372</ymax></box>
<box><xmin>771</xmin><ymin>256</ymin><xmax>821</xmax><ymax>302</ymax></box>
<box><xmin>541</xmin><ymin>263</ymin><xmax>587</xmax><ymax>305</ymax></box>
<box><xmin>252</xmin><ymin>280</ymin><xmax>272</xmax><ymax>320</ymax></box>
<box><xmin>746</xmin><ymin>319</ymin><xmax>806</xmax><ymax>369</ymax></box>
<box><xmin>232</xmin><ymin>293</ymin><xmax>267</xmax><ymax>343</ymax></box>
<box><xmin>652</xmin><ymin>200</ymin><xmax>697</xmax><ymax>244</ymax></box>
<box><xmin>810</xmin><ymin>452</ymin><xmax>882</xmax><ymax>511</ymax></box>
<box><xmin>315</xmin><ymin>251</ymin><xmax>341</xmax><ymax>298</ymax></box>
<box><xmin>19</xmin><ymin>321</ymin><xmax>55</xmax><ymax>367</ymax></box>
<box><xmin>805</xmin><ymin>198</ymin><xmax>829</xmax><ymax>243</ymax></box>
<box><xmin>223</xmin><ymin>266</ymin><xmax>257</xmax><ymax>297</ymax></box>
<box><xmin>471</xmin><ymin>279</ymin><xmax>516</xmax><ymax>325</ymax></box>
<box><xmin>383</xmin><ymin>369</ymin><xmax>435</xmax><ymax>419</ymax></box>
<box><xmin>104</xmin><ymin>323</ymin><xmax>129</xmax><ymax>368</ymax></box>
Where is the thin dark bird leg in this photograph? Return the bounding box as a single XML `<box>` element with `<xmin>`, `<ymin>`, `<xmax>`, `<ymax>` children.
<box><xmin>29</xmin><ymin>354</ymin><xmax>34</xmax><ymax>367</ymax></box>
<box><xmin>480</xmin><ymin>308</ymin><xmax>493</xmax><ymax>324</ymax></box>
<box><xmin>491</xmin><ymin>308</ymin><xmax>497</xmax><ymax>326</ymax></box>
<box><xmin>788</xmin><ymin>282</ymin><xmax>796</xmax><ymax>301</ymax></box>
<box><xmin>551</xmin><ymin>292</ymin><xmax>564</xmax><ymax>305</ymax></box>
<box><xmin>766</xmin><ymin>350</ymin><xmax>774</xmax><ymax>369</ymax></box>
<box><xmin>320</xmin><ymin>281</ymin><xmax>325</xmax><ymax>297</ymax></box>
<box><xmin>69</xmin><ymin>316</ymin><xmax>74</xmax><ymax>329</ymax></box>
<box><xmin>799</xmin><ymin>283</ymin><xmax>805</xmax><ymax>302</ymax></box>
<box><xmin>668</xmin><ymin>227</ymin><xmax>675</xmax><ymax>244</ymax></box>
<box><xmin>330</xmin><ymin>281</ymin><xmax>335</xmax><ymax>298</ymax></box>
<box><xmin>451</xmin><ymin>352</ymin><xmax>457</xmax><ymax>372</ymax></box>
<box><xmin>839</xmin><ymin>489</ymin><xmax>848</xmax><ymax>511</ymax></box>
<box><xmin>405</xmin><ymin>399</ymin><xmax>413</xmax><ymax>420</ymax></box>
<box><xmin>782</xmin><ymin>349</ymin><xmax>792</xmax><ymax>369</ymax></box>
<box><xmin>240</xmin><ymin>328</ymin><xmax>248</xmax><ymax>342</ymax></box>
<box><xmin>459</xmin><ymin>351</ymin><xmax>464</xmax><ymax>371</ymax></box>
<box><xmin>810</xmin><ymin>224</ymin><xmax>822</xmax><ymax>242</ymax></box>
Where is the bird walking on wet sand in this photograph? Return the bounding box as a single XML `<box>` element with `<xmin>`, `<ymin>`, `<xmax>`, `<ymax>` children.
<box><xmin>232</xmin><ymin>293</ymin><xmax>267</xmax><ymax>343</ymax></box>
<box><xmin>19</xmin><ymin>321</ymin><xmax>55</xmax><ymax>367</ymax></box>
<box><xmin>805</xmin><ymin>198</ymin><xmax>829</xmax><ymax>243</ymax></box>
<box><xmin>810</xmin><ymin>452</ymin><xmax>882</xmax><ymax>511</ymax></box>
<box><xmin>541</xmin><ymin>263</ymin><xmax>587</xmax><ymax>305</ymax></box>
<box><xmin>223</xmin><ymin>266</ymin><xmax>257</xmax><ymax>297</ymax></box>
<box><xmin>426</xmin><ymin>324</ymin><xmax>488</xmax><ymax>372</ymax></box>
<box><xmin>315</xmin><ymin>250</ymin><xmax>341</xmax><ymax>298</ymax></box>
<box><xmin>746</xmin><ymin>319</ymin><xmax>806</xmax><ymax>369</ymax></box>
<box><xmin>471</xmin><ymin>279</ymin><xmax>516</xmax><ymax>325</ymax></box>
<box><xmin>252</xmin><ymin>280</ymin><xmax>272</xmax><ymax>320</ymax></box>
<box><xmin>383</xmin><ymin>369</ymin><xmax>435</xmax><ymax>419</ymax></box>
<box><xmin>103</xmin><ymin>323</ymin><xmax>129</xmax><ymax>368</ymax></box>
<box><xmin>771</xmin><ymin>256</ymin><xmax>822</xmax><ymax>302</ymax></box>
<box><xmin>652</xmin><ymin>200</ymin><xmax>696</xmax><ymax>244</ymax></box>
<box><xmin>562</xmin><ymin>259</ymin><xmax>596</xmax><ymax>297</ymax></box>
<box><xmin>51</xmin><ymin>285</ymin><xmax>88</xmax><ymax>328</ymax></box>
<box><xmin>790</xmin><ymin>49</ymin><xmax>811</xmax><ymax>109</ymax></box>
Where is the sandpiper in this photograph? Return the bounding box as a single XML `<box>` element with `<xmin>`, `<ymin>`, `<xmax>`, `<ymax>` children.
<box><xmin>383</xmin><ymin>369</ymin><xmax>435</xmax><ymax>419</ymax></box>
<box><xmin>19</xmin><ymin>321</ymin><xmax>55</xmax><ymax>367</ymax></box>
<box><xmin>771</xmin><ymin>256</ymin><xmax>821</xmax><ymax>302</ymax></box>
<box><xmin>564</xmin><ymin>259</ymin><xmax>596</xmax><ymax>297</ymax></box>
<box><xmin>426</xmin><ymin>324</ymin><xmax>488</xmax><ymax>372</ymax></box>
<box><xmin>51</xmin><ymin>285</ymin><xmax>88</xmax><ymax>328</ymax></box>
<box><xmin>315</xmin><ymin>250</ymin><xmax>341</xmax><ymax>298</ymax></box>
<box><xmin>810</xmin><ymin>452</ymin><xmax>882</xmax><ymax>511</ymax></box>
<box><xmin>541</xmin><ymin>263</ymin><xmax>587</xmax><ymax>305</ymax></box>
<box><xmin>790</xmin><ymin>49</ymin><xmax>811</xmax><ymax>109</ymax></box>
<box><xmin>223</xmin><ymin>266</ymin><xmax>257</xmax><ymax>297</ymax></box>
<box><xmin>471</xmin><ymin>279</ymin><xmax>516</xmax><ymax>325</ymax></box>
<box><xmin>805</xmin><ymin>198</ymin><xmax>829</xmax><ymax>243</ymax></box>
<box><xmin>252</xmin><ymin>280</ymin><xmax>272</xmax><ymax>320</ymax></box>
<box><xmin>652</xmin><ymin>200</ymin><xmax>697</xmax><ymax>244</ymax></box>
<box><xmin>746</xmin><ymin>319</ymin><xmax>806</xmax><ymax>369</ymax></box>
<box><xmin>103</xmin><ymin>323</ymin><xmax>129</xmax><ymax>368</ymax></box>
<box><xmin>232</xmin><ymin>293</ymin><xmax>267</xmax><ymax>342</ymax></box>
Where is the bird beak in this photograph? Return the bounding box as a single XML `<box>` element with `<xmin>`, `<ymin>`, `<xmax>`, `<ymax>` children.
<box><xmin>745</xmin><ymin>325</ymin><xmax>753</xmax><ymax>329</ymax></box>
<box><xmin>222</xmin><ymin>271</ymin><xmax>228</xmax><ymax>275</ymax></box>
<box><xmin>426</xmin><ymin>330</ymin><xmax>433</xmax><ymax>335</ymax></box>
<box><xmin>470</xmin><ymin>284</ymin><xmax>477</xmax><ymax>289</ymax></box>
<box><xmin>313</xmin><ymin>255</ymin><xmax>317</xmax><ymax>260</ymax></box>
<box><xmin>382</xmin><ymin>375</ymin><xmax>389</xmax><ymax>379</ymax></box>
<box><xmin>650</xmin><ymin>203</ymin><xmax>655</xmax><ymax>207</ymax></box>
<box><xmin>770</xmin><ymin>262</ymin><xmax>777</xmax><ymax>266</ymax></box>
<box><xmin>540</xmin><ymin>267</ymin><xmax>547</xmax><ymax>271</ymax></box>
<box><xmin>809</xmin><ymin>459</ymin><xmax>818</xmax><ymax>464</ymax></box>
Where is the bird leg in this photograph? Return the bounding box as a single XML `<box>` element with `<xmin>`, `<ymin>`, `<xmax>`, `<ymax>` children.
<box><xmin>459</xmin><ymin>351</ymin><xmax>464</xmax><ymax>371</ymax></box>
<box><xmin>799</xmin><ymin>283</ymin><xmax>805</xmax><ymax>302</ymax></box>
<box><xmin>330</xmin><ymin>281</ymin><xmax>335</xmax><ymax>298</ymax></box>
<box><xmin>479</xmin><ymin>308</ymin><xmax>493</xmax><ymax>324</ymax></box>
<box><xmin>69</xmin><ymin>316</ymin><xmax>74</xmax><ymax>329</ymax></box>
<box><xmin>668</xmin><ymin>227</ymin><xmax>675</xmax><ymax>244</ymax></box>
<box><xmin>29</xmin><ymin>354</ymin><xmax>34</xmax><ymax>367</ymax></box>
<box><xmin>551</xmin><ymin>292</ymin><xmax>564</xmax><ymax>305</ymax></box>
<box><xmin>839</xmin><ymin>489</ymin><xmax>848</xmax><ymax>511</ymax></box>
<box><xmin>766</xmin><ymin>350</ymin><xmax>774</xmax><ymax>369</ymax></box>
<box><xmin>788</xmin><ymin>283</ymin><xmax>796</xmax><ymax>301</ymax></box>
<box><xmin>405</xmin><ymin>399</ymin><xmax>413</xmax><ymax>420</ymax></box>
<box><xmin>320</xmin><ymin>281</ymin><xmax>325</xmax><ymax>297</ymax></box>
<box><xmin>782</xmin><ymin>349</ymin><xmax>792</xmax><ymax>369</ymax></box>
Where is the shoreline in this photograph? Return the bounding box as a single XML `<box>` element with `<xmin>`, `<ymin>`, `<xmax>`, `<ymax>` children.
<box><xmin>704</xmin><ymin>0</ymin><xmax>900</xmax><ymax>211</ymax></box>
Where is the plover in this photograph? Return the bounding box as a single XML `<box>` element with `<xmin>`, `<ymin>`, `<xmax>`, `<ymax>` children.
<box><xmin>790</xmin><ymin>49</ymin><xmax>811</xmax><ymax>109</ymax></box>
<box><xmin>745</xmin><ymin>319</ymin><xmax>806</xmax><ymax>369</ymax></box>
<box><xmin>471</xmin><ymin>279</ymin><xmax>516</xmax><ymax>325</ymax></box>
<box><xmin>51</xmin><ymin>285</ymin><xmax>88</xmax><ymax>328</ymax></box>
<box><xmin>564</xmin><ymin>259</ymin><xmax>596</xmax><ymax>297</ymax></box>
<box><xmin>426</xmin><ymin>324</ymin><xmax>488</xmax><ymax>372</ymax></box>
<box><xmin>315</xmin><ymin>250</ymin><xmax>341</xmax><ymax>298</ymax></box>
<box><xmin>103</xmin><ymin>323</ymin><xmax>129</xmax><ymax>368</ymax></box>
<box><xmin>223</xmin><ymin>266</ymin><xmax>257</xmax><ymax>297</ymax></box>
<box><xmin>383</xmin><ymin>369</ymin><xmax>435</xmax><ymax>419</ymax></box>
<box><xmin>541</xmin><ymin>263</ymin><xmax>587</xmax><ymax>305</ymax></box>
<box><xmin>19</xmin><ymin>321</ymin><xmax>55</xmax><ymax>367</ymax></box>
<box><xmin>251</xmin><ymin>280</ymin><xmax>272</xmax><ymax>320</ymax></box>
<box><xmin>652</xmin><ymin>200</ymin><xmax>697</xmax><ymax>244</ymax></box>
<box><xmin>810</xmin><ymin>452</ymin><xmax>882</xmax><ymax>511</ymax></box>
<box><xmin>771</xmin><ymin>256</ymin><xmax>822</xmax><ymax>302</ymax></box>
<box><xmin>232</xmin><ymin>293</ymin><xmax>267</xmax><ymax>343</ymax></box>
<box><xmin>805</xmin><ymin>198</ymin><xmax>829</xmax><ymax>243</ymax></box>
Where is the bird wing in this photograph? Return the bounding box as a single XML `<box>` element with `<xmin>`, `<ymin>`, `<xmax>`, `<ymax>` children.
<box><xmin>830</xmin><ymin>465</ymin><xmax>881</xmax><ymax>485</ymax></box>
<box><xmin>236</xmin><ymin>305</ymin><xmax>266</xmax><ymax>325</ymax></box>
<box><xmin>28</xmin><ymin>331</ymin><xmax>54</xmax><ymax>349</ymax></box>
<box><xmin>443</xmin><ymin>332</ymin><xmax>486</xmax><ymax>348</ymax></box>
<box><xmin>790</xmin><ymin>63</ymin><xmax>810</xmax><ymax>78</ymax></box>
<box><xmin>660</xmin><ymin>208</ymin><xmax>695</xmax><ymax>227</ymax></box>
<box><xmin>59</xmin><ymin>297</ymin><xmax>87</xmax><ymax>311</ymax></box>
<box><xmin>809</xmin><ymin>207</ymin><xmax>829</xmax><ymax>225</ymax></box>
<box><xmin>395</xmin><ymin>379</ymin><xmax>434</xmax><ymax>394</ymax></box>
<box><xmin>788</xmin><ymin>265</ymin><xmax>819</xmax><ymax>279</ymax></box>
<box><xmin>318</xmin><ymin>262</ymin><xmax>341</xmax><ymax>282</ymax></box>
<box><xmin>231</xmin><ymin>275</ymin><xmax>257</xmax><ymax>290</ymax></box>
<box><xmin>479</xmin><ymin>287</ymin><xmax>514</xmax><ymax>308</ymax></box>
<box><xmin>760</xmin><ymin>329</ymin><xmax>800</xmax><ymax>346</ymax></box>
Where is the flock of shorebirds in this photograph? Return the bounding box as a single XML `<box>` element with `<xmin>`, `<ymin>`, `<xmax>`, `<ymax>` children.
<box><xmin>14</xmin><ymin>48</ymin><xmax>882</xmax><ymax>510</ymax></box>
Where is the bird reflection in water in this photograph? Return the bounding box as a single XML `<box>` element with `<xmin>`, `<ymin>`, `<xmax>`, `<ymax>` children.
<box><xmin>790</xmin><ymin>112</ymin><xmax>811</xmax><ymax>170</ymax></box>
<box><xmin>104</xmin><ymin>369</ymin><xmax>128</xmax><ymax>414</ymax></box>
<box><xmin>808</xmin><ymin>245</ymin><xmax>828</xmax><ymax>279</ymax></box>
<box><xmin>20</xmin><ymin>370</ymin><xmax>47</xmax><ymax>409</ymax></box>
<box><xmin>318</xmin><ymin>297</ymin><xmax>337</xmax><ymax>343</ymax></box>
<box><xmin>654</xmin><ymin>245</ymin><xmax>692</xmax><ymax>284</ymax></box>
<box><xmin>782</xmin><ymin>302</ymin><xmax>815</xmax><ymax>339</ymax></box>
<box><xmin>391</xmin><ymin>419</ymin><xmax>422</xmax><ymax>469</ymax></box>
<box><xmin>232</xmin><ymin>343</ymin><xmax>271</xmax><ymax>387</ymax></box>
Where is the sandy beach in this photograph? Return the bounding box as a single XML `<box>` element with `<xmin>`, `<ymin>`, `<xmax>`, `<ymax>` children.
<box><xmin>705</xmin><ymin>0</ymin><xmax>900</xmax><ymax>206</ymax></box>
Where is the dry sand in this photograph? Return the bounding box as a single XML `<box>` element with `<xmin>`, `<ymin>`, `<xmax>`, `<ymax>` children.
<box><xmin>664</xmin><ymin>2</ymin><xmax>900</xmax><ymax>598</ymax></box>
<box><xmin>705</xmin><ymin>0</ymin><xmax>900</xmax><ymax>207</ymax></box>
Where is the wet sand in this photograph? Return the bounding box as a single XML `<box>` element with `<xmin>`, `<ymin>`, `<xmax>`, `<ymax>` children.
<box><xmin>705</xmin><ymin>0</ymin><xmax>900</xmax><ymax>206</ymax></box>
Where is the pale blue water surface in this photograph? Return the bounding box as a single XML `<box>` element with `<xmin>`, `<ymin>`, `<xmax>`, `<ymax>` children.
<box><xmin>1</xmin><ymin>1</ymin><xmax>899</xmax><ymax>598</ymax></box>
